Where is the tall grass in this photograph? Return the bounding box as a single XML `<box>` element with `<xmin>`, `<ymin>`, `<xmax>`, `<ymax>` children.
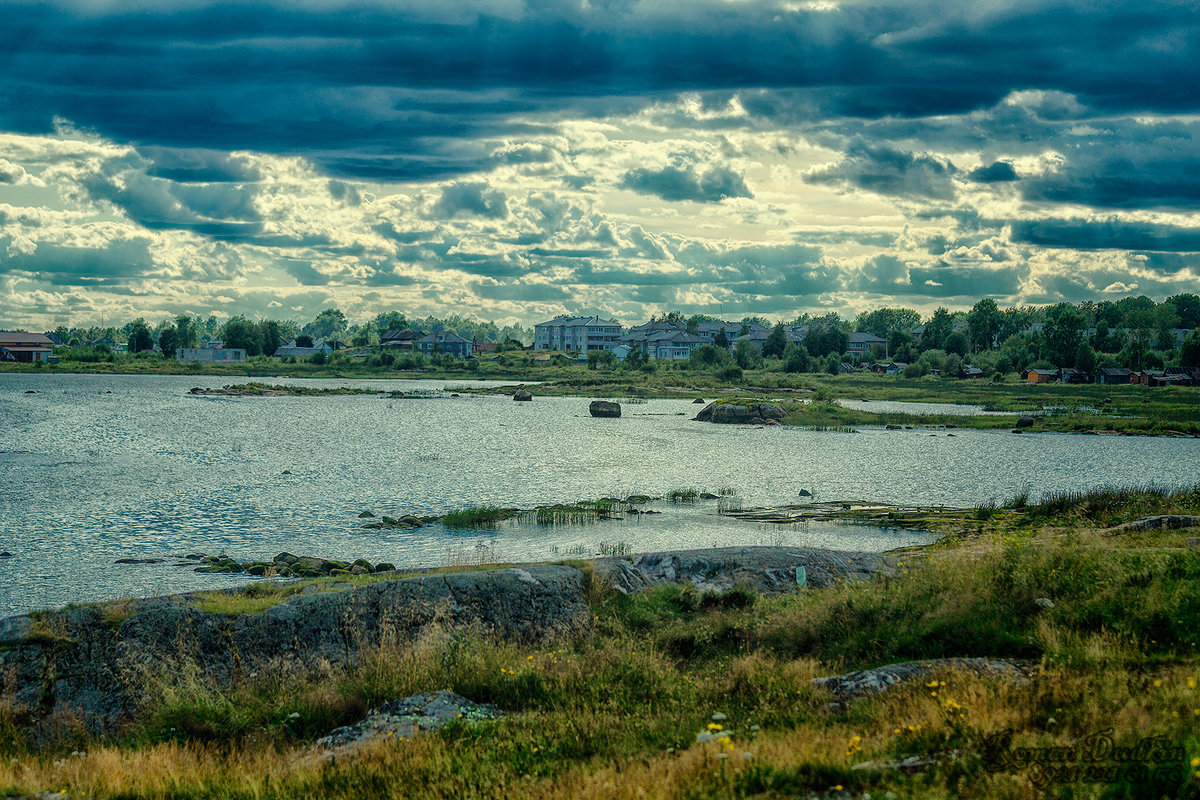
<box><xmin>441</xmin><ymin>506</ymin><xmax>521</xmax><ymax>529</ymax></box>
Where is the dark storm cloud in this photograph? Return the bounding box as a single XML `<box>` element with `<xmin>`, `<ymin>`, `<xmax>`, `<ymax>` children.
<box><xmin>1012</xmin><ymin>219</ymin><xmax>1200</xmax><ymax>253</ymax></box>
<box><xmin>807</xmin><ymin>138</ymin><xmax>957</xmax><ymax>201</ymax></box>
<box><xmin>3</xmin><ymin>1</ymin><xmax>1199</xmax><ymax>179</ymax></box>
<box><xmin>906</xmin><ymin>264</ymin><xmax>1025</xmax><ymax>297</ymax></box>
<box><xmin>620</xmin><ymin>164</ymin><xmax>752</xmax><ymax>203</ymax></box>
<box><xmin>969</xmin><ymin>161</ymin><xmax>1019</xmax><ymax>183</ymax></box>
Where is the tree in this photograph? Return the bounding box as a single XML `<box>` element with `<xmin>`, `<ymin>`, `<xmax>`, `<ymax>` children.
<box><xmin>221</xmin><ymin>316</ymin><xmax>263</xmax><ymax>356</ymax></box>
<box><xmin>157</xmin><ymin>327</ymin><xmax>179</xmax><ymax>357</ymax></box>
<box><xmin>305</xmin><ymin>308</ymin><xmax>348</xmax><ymax>340</ymax></box>
<box><xmin>763</xmin><ymin>323</ymin><xmax>788</xmax><ymax>358</ymax></box>
<box><xmin>625</xmin><ymin>347</ymin><xmax>647</xmax><ymax>370</ymax></box>
<box><xmin>1181</xmin><ymin>330</ymin><xmax>1200</xmax><ymax>368</ymax></box>
<box><xmin>1075</xmin><ymin>342</ymin><xmax>1099</xmax><ymax>374</ymax></box>
<box><xmin>260</xmin><ymin>320</ymin><xmax>284</xmax><ymax>357</ymax></box>
<box><xmin>967</xmin><ymin>298</ymin><xmax>1001</xmax><ymax>352</ymax></box>
<box><xmin>734</xmin><ymin>340</ymin><xmax>761</xmax><ymax>369</ymax></box>
<box><xmin>296</xmin><ymin>334</ymin><xmax>314</xmax><ymax>348</ymax></box>
<box><xmin>688</xmin><ymin>344</ymin><xmax>731</xmax><ymax>369</ymax></box>
<box><xmin>920</xmin><ymin>308</ymin><xmax>954</xmax><ymax>351</ymax></box>
<box><xmin>175</xmin><ymin>314</ymin><xmax>199</xmax><ymax>349</ymax></box>
<box><xmin>587</xmin><ymin>350</ymin><xmax>615</xmax><ymax>370</ymax></box>
<box><xmin>783</xmin><ymin>343</ymin><xmax>811</xmax><ymax>373</ymax></box>
<box><xmin>1167</xmin><ymin>293</ymin><xmax>1200</xmax><ymax>329</ymax></box>
<box><xmin>713</xmin><ymin>330</ymin><xmax>730</xmax><ymax>350</ymax></box>
<box><xmin>944</xmin><ymin>331</ymin><xmax>968</xmax><ymax>357</ymax></box>
<box><xmin>127</xmin><ymin>319</ymin><xmax>153</xmax><ymax>353</ymax></box>
<box><xmin>1043</xmin><ymin>303</ymin><xmax>1085</xmax><ymax>367</ymax></box>
<box><xmin>854</xmin><ymin>307</ymin><xmax>920</xmax><ymax>338</ymax></box>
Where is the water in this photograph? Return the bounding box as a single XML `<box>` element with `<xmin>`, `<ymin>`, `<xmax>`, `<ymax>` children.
<box><xmin>835</xmin><ymin>399</ymin><xmax>1011</xmax><ymax>416</ymax></box>
<box><xmin>3</xmin><ymin>373</ymin><xmax>1198</xmax><ymax>616</ymax></box>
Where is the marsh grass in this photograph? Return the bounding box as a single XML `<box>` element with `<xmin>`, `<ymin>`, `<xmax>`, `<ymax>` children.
<box><xmin>666</xmin><ymin>488</ymin><xmax>700</xmax><ymax>504</ymax></box>
<box><xmin>441</xmin><ymin>506</ymin><xmax>522</xmax><ymax>529</ymax></box>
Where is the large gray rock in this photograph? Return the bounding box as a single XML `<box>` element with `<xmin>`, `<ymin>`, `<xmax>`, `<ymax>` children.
<box><xmin>812</xmin><ymin>658</ymin><xmax>1028</xmax><ymax>700</ymax></box>
<box><xmin>589</xmin><ymin>400</ymin><xmax>621</xmax><ymax>418</ymax></box>
<box><xmin>317</xmin><ymin>691</ymin><xmax>501</xmax><ymax>753</ymax></box>
<box><xmin>1106</xmin><ymin>515</ymin><xmax>1200</xmax><ymax>534</ymax></box>
<box><xmin>513</xmin><ymin>389</ymin><xmax>533</xmax><ymax>401</ymax></box>
<box><xmin>711</xmin><ymin>404</ymin><xmax>752</xmax><ymax>424</ymax></box>
<box><xmin>0</xmin><ymin>565</ymin><xmax>586</xmax><ymax>731</ymax></box>
<box><xmin>595</xmin><ymin>546</ymin><xmax>885</xmax><ymax>594</ymax></box>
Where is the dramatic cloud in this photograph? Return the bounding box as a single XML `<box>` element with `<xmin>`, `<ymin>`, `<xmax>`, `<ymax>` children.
<box><xmin>1</xmin><ymin>1</ymin><xmax>1199</xmax><ymax>328</ymax></box>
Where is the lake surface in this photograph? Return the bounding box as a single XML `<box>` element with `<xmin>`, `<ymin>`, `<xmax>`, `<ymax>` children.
<box><xmin>3</xmin><ymin>373</ymin><xmax>1198</xmax><ymax>617</ymax></box>
<box><xmin>835</xmin><ymin>399</ymin><xmax>1010</xmax><ymax>416</ymax></box>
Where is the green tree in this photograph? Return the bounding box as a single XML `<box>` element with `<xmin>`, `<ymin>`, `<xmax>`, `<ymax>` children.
<box><xmin>967</xmin><ymin>298</ymin><xmax>1001</xmax><ymax>352</ymax></box>
<box><xmin>1167</xmin><ymin>293</ymin><xmax>1200</xmax><ymax>329</ymax></box>
<box><xmin>688</xmin><ymin>344</ymin><xmax>731</xmax><ymax>370</ymax></box>
<box><xmin>296</xmin><ymin>334</ymin><xmax>314</xmax><ymax>348</ymax></box>
<box><xmin>734</xmin><ymin>340</ymin><xmax>761</xmax><ymax>369</ymax></box>
<box><xmin>221</xmin><ymin>316</ymin><xmax>263</xmax><ymax>356</ymax></box>
<box><xmin>713</xmin><ymin>330</ymin><xmax>730</xmax><ymax>350</ymax></box>
<box><xmin>762</xmin><ymin>323</ymin><xmax>788</xmax><ymax>358</ymax></box>
<box><xmin>1043</xmin><ymin>303</ymin><xmax>1085</xmax><ymax>367</ymax></box>
<box><xmin>127</xmin><ymin>319</ymin><xmax>153</xmax><ymax>353</ymax></box>
<box><xmin>175</xmin><ymin>314</ymin><xmax>199</xmax><ymax>349</ymax></box>
<box><xmin>157</xmin><ymin>326</ymin><xmax>179</xmax><ymax>357</ymax></box>
<box><xmin>1075</xmin><ymin>342</ymin><xmax>1099</xmax><ymax>374</ymax></box>
<box><xmin>854</xmin><ymin>307</ymin><xmax>920</xmax><ymax>338</ymax></box>
<box><xmin>260</xmin><ymin>320</ymin><xmax>284</xmax><ymax>357</ymax></box>
<box><xmin>587</xmin><ymin>350</ymin><xmax>615</xmax><ymax>370</ymax></box>
<box><xmin>920</xmin><ymin>308</ymin><xmax>954</xmax><ymax>351</ymax></box>
<box><xmin>783</xmin><ymin>343</ymin><xmax>811</xmax><ymax>373</ymax></box>
<box><xmin>305</xmin><ymin>308</ymin><xmax>348</xmax><ymax>340</ymax></box>
<box><xmin>625</xmin><ymin>346</ymin><xmax>647</xmax><ymax>370</ymax></box>
<box><xmin>944</xmin><ymin>331</ymin><xmax>969</xmax><ymax>357</ymax></box>
<box><xmin>1181</xmin><ymin>330</ymin><xmax>1200</xmax><ymax>368</ymax></box>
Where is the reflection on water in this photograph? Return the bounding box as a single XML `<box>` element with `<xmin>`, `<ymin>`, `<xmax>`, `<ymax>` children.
<box><xmin>2</xmin><ymin>373</ymin><xmax>1198</xmax><ymax>616</ymax></box>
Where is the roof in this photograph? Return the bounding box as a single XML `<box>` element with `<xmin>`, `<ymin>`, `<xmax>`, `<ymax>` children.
<box><xmin>420</xmin><ymin>331</ymin><xmax>471</xmax><ymax>344</ymax></box>
<box><xmin>381</xmin><ymin>329</ymin><xmax>423</xmax><ymax>341</ymax></box>
<box><xmin>1</xmin><ymin>345</ymin><xmax>53</xmax><ymax>353</ymax></box>
<box><xmin>0</xmin><ymin>332</ymin><xmax>53</xmax><ymax>346</ymax></box>
<box><xmin>1099</xmin><ymin>367</ymin><xmax>1132</xmax><ymax>375</ymax></box>
<box><xmin>849</xmin><ymin>332</ymin><xmax>887</xmax><ymax>344</ymax></box>
<box><xmin>535</xmin><ymin>315</ymin><xmax>620</xmax><ymax>328</ymax></box>
<box><xmin>651</xmin><ymin>331</ymin><xmax>707</xmax><ymax>345</ymax></box>
<box><xmin>1028</xmin><ymin>369</ymin><xmax>1059</xmax><ymax>376</ymax></box>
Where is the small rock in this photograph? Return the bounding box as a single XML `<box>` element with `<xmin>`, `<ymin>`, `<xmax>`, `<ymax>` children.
<box><xmin>1035</xmin><ymin>597</ymin><xmax>1055</xmax><ymax>609</ymax></box>
<box><xmin>281</xmin><ymin>470</ymin><xmax>292</xmax><ymax>475</ymax></box>
<box><xmin>1016</xmin><ymin>416</ymin><xmax>1035</xmax><ymax>428</ymax></box>
<box><xmin>798</xmin><ymin>489</ymin><xmax>812</xmax><ymax>497</ymax></box>
<box><xmin>114</xmin><ymin>558</ymin><xmax>165</xmax><ymax>565</ymax></box>
<box><xmin>358</xmin><ymin>511</ymin><xmax>376</xmax><ymax>518</ymax></box>
<box><xmin>1187</xmin><ymin>537</ymin><xmax>1200</xmax><ymax>550</ymax></box>
<box><xmin>0</xmin><ymin>551</ymin><xmax>12</xmax><ymax>558</ymax></box>
<box><xmin>693</xmin><ymin>398</ymin><xmax>706</xmax><ymax>404</ymax></box>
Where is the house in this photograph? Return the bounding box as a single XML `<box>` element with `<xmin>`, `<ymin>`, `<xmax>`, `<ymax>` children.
<box><xmin>0</xmin><ymin>331</ymin><xmax>54</xmax><ymax>363</ymax></box>
<box><xmin>177</xmin><ymin>345</ymin><xmax>246</xmax><ymax>363</ymax></box>
<box><xmin>274</xmin><ymin>339</ymin><xmax>333</xmax><ymax>358</ymax></box>
<box><xmin>1059</xmin><ymin>368</ymin><xmax>1091</xmax><ymax>384</ymax></box>
<box><xmin>848</xmin><ymin>332</ymin><xmax>887</xmax><ymax>355</ymax></box>
<box><xmin>1026</xmin><ymin>369</ymin><xmax>1058</xmax><ymax>383</ymax></box>
<box><xmin>1131</xmin><ymin>370</ymin><xmax>1164</xmax><ymax>386</ymax></box>
<box><xmin>380</xmin><ymin>329</ymin><xmax>424</xmax><ymax>349</ymax></box>
<box><xmin>533</xmin><ymin>315</ymin><xmax>622</xmax><ymax>352</ymax></box>
<box><xmin>960</xmin><ymin>365</ymin><xmax>985</xmax><ymax>379</ymax></box>
<box><xmin>418</xmin><ymin>331</ymin><xmax>473</xmax><ymax>358</ymax></box>
<box><xmin>1096</xmin><ymin>367</ymin><xmax>1132</xmax><ymax>385</ymax></box>
<box><xmin>649</xmin><ymin>331</ymin><xmax>708</xmax><ymax>361</ymax></box>
<box><xmin>473</xmin><ymin>341</ymin><xmax>497</xmax><ymax>354</ymax></box>
<box><xmin>610</xmin><ymin>344</ymin><xmax>632</xmax><ymax>360</ymax></box>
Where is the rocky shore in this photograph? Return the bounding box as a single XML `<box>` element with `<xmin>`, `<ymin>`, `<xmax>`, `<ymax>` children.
<box><xmin>0</xmin><ymin>545</ymin><xmax>886</xmax><ymax>733</ymax></box>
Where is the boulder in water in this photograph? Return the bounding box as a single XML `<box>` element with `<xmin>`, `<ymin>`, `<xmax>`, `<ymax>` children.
<box><xmin>589</xmin><ymin>400</ymin><xmax>621</xmax><ymax>418</ymax></box>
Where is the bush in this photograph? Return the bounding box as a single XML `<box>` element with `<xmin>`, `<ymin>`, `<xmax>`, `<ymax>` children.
<box><xmin>688</xmin><ymin>344</ymin><xmax>731</xmax><ymax>370</ymax></box>
<box><xmin>717</xmin><ymin>365</ymin><xmax>743</xmax><ymax>383</ymax></box>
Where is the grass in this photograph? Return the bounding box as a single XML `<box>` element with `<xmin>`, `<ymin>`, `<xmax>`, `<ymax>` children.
<box><xmin>4</xmin><ymin>487</ymin><xmax>1200</xmax><ymax>798</ymax></box>
<box><xmin>441</xmin><ymin>506</ymin><xmax>522</xmax><ymax>529</ymax></box>
<box><xmin>666</xmin><ymin>488</ymin><xmax>701</xmax><ymax>503</ymax></box>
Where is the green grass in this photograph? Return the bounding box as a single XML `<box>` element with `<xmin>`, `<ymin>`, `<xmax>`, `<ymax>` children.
<box><xmin>441</xmin><ymin>506</ymin><xmax>522</xmax><ymax>529</ymax></box>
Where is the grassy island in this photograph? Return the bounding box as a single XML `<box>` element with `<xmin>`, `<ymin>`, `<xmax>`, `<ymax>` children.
<box><xmin>2</xmin><ymin>486</ymin><xmax>1200</xmax><ymax>799</ymax></box>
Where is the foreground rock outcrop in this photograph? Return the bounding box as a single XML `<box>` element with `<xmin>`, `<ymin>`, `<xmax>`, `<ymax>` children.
<box><xmin>0</xmin><ymin>546</ymin><xmax>886</xmax><ymax>732</ymax></box>
<box><xmin>317</xmin><ymin>691</ymin><xmax>501</xmax><ymax>754</ymax></box>
<box><xmin>812</xmin><ymin>658</ymin><xmax>1029</xmax><ymax>700</ymax></box>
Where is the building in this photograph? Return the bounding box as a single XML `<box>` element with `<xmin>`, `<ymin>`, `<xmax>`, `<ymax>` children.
<box><xmin>274</xmin><ymin>339</ymin><xmax>333</xmax><ymax>358</ymax></box>
<box><xmin>418</xmin><ymin>331</ymin><xmax>473</xmax><ymax>358</ymax></box>
<box><xmin>1059</xmin><ymin>368</ymin><xmax>1091</xmax><ymax>384</ymax></box>
<box><xmin>960</xmin><ymin>365</ymin><xmax>985</xmax><ymax>379</ymax></box>
<box><xmin>533</xmin><ymin>315</ymin><xmax>622</xmax><ymax>352</ymax></box>
<box><xmin>380</xmin><ymin>329</ymin><xmax>424</xmax><ymax>349</ymax></box>
<box><xmin>847</xmin><ymin>332</ymin><xmax>887</xmax><ymax>355</ymax></box>
<box><xmin>177</xmin><ymin>345</ymin><xmax>246</xmax><ymax>363</ymax></box>
<box><xmin>648</xmin><ymin>330</ymin><xmax>708</xmax><ymax>360</ymax></box>
<box><xmin>0</xmin><ymin>332</ymin><xmax>54</xmax><ymax>363</ymax></box>
<box><xmin>1026</xmin><ymin>369</ymin><xmax>1058</xmax><ymax>383</ymax></box>
<box><xmin>1096</xmin><ymin>367</ymin><xmax>1132</xmax><ymax>385</ymax></box>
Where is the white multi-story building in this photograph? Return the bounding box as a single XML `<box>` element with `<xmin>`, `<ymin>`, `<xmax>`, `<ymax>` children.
<box><xmin>533</xmin><ymin>315</ymin><xmax>622</xmax><ymax>352</ymax></box>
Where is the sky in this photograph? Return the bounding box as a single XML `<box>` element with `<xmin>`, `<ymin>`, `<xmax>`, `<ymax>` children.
<box><xmin>0</xmin><ymin>0</ymin><xmax>1198</xmax><ymax>330</ymax></box>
